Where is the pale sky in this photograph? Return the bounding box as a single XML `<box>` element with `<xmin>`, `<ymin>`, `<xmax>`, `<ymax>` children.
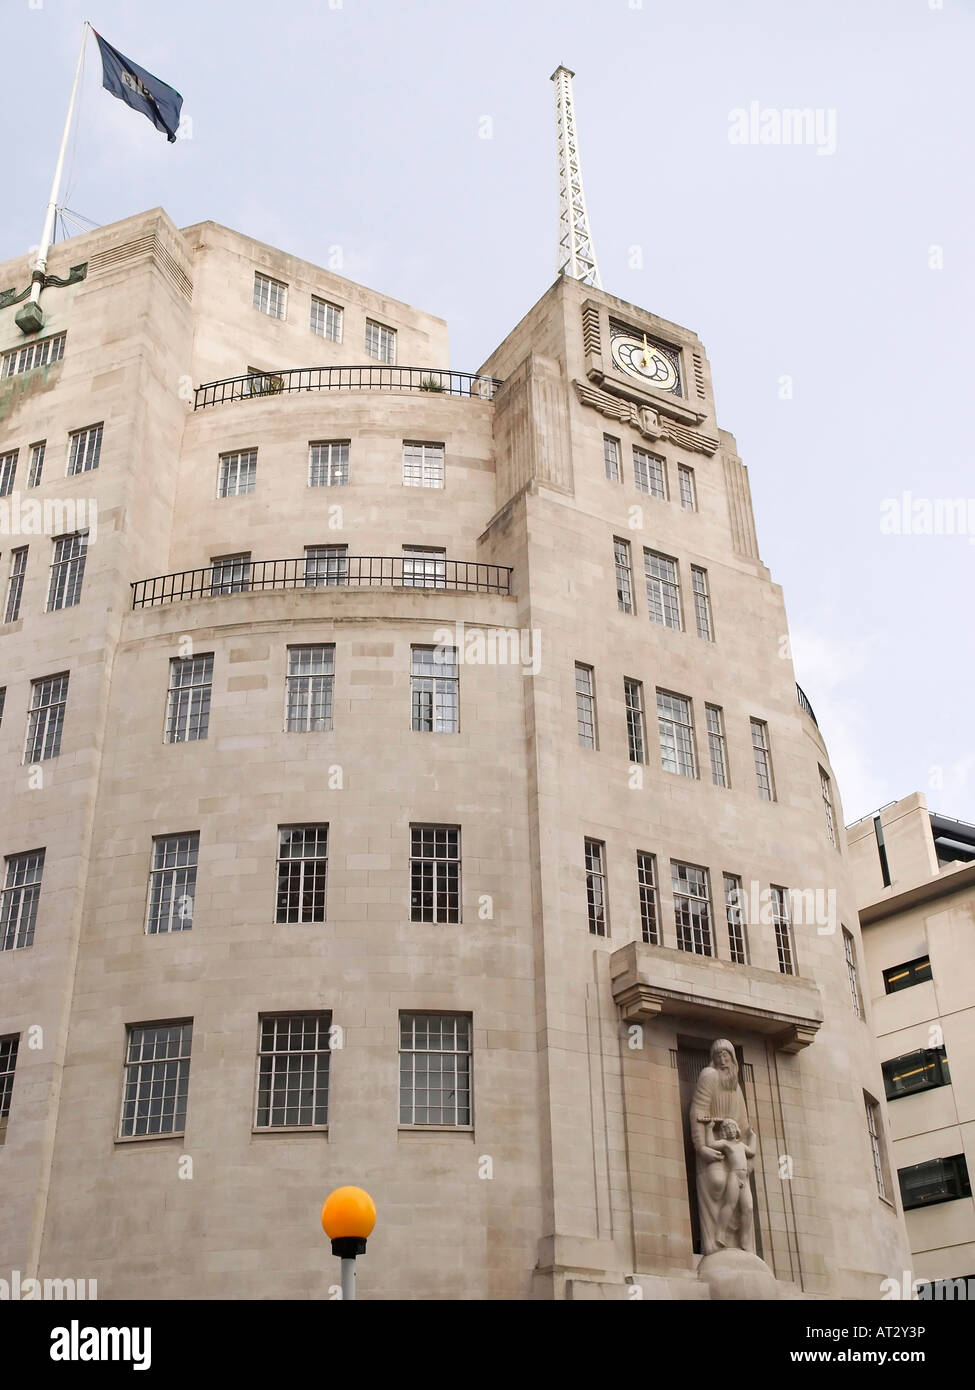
<box><xmin>3</xmin><ymin>0</ymin><xmax>972</xmax><ymax>825</ymax></box>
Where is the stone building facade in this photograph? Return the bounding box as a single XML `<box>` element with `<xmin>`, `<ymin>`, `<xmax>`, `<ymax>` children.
<box><xmin>0</xmin><ymin>208</ymin><xmax>909</xmax><ymax>1298</ymax></box>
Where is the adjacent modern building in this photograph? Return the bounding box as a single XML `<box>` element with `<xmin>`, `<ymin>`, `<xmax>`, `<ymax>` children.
<box><xmin>0</xmin><ymin>208</ymin><xmax>910</xmax><ymax>1298</ymax></box>
<box><xmin>850</xmin><ymin>793</ymin><xmax>975</xmax><ymax>1287</ymax></box>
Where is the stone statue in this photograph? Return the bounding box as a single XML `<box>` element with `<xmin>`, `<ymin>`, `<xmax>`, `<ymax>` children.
<box><xmin>689</xmin><ymin>1039</ymin><xmax>757</xmax><ymax>1255</ymax></box>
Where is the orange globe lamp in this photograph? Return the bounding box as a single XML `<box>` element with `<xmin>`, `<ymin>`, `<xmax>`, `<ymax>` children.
<box><xmin>321</xmin><ymin>1186</ymin><xmax>376</xmax><ymax>1300</ymax></box>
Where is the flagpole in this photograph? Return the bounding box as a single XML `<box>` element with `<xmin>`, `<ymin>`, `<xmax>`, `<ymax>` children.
<box><xmin>21</xmin><ymin>20</ymin><xmax>90</xmax><ymax>329</ymax></box>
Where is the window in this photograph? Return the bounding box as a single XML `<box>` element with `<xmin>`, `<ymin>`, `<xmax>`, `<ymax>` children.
<box><xmin>119</xmin><ymin>1022</ymin><xmax>192</xmax><ymax>1138</ymax></box>
<box><xmin>0</xmin><ymin>451</ymin><xmax>16</xmax><ymax>498</ymax></box>
<box><xmin>165</xmin><ymin>654</ymin><xmax>213</xmax><ymax>744</ymax></box>
<box><xmin>66</xmin><ymin>423</ymin><xmax>102</xmax><ymax>476</ymax></box>
<box><xmin>46</xmin><ymin>532</ymin><xmax>88</xmax><ymax>611</ymax></box>
<box><xmin>276</xmin><ymin>825</ymin><xmax>329</xmax><ymax>923</ymax></box>
<box><xmin>210</xmin><ymin>553</ymin><xmax>251</xmax><ymax>595</ymax></box>
<box><xmin>308</xmin><ymin>440</ymin><xmax>350</xmax><ymax>487</ymax></box>
<box><xmin>402</xmin><ymin>441</ymin><xmax>444</xmax><ymax>488</ymax></box>
<box><xmin>614</xmin><ymin>537</ymin><xmax>634</xmax><ymax>613</ymax></box>
<box><xmin>27</xmin><ymin>442</ymin><xmax>45</xmax><ymax>488</ymax></box>
<box><xmin>411</xmin><ymin>645</ymin><xmax>459</xmax><ymax>733</ymax></box>
<box><xmin>843</xmin><ymin>927</ymin><xmax>863</xmax><ymax>1018</ymax></box>
<box><xmin>2</xmin><ymin>332</ymin><xmax>65</xmax><ymax>378</ymax></box>
<box><xmin>750</xmin><ymin>718</ymin><xmax>775</xmax><ymax>801</ymax></box>
<box><xmin>575</xmin><ymin>664</ymin><xmax>597</xmax><ymax>749</ymax></box>
<box><xmin>864</xmin><ymin>1094</ymin><xmax>889</xmax><ymax>1199</ymax></box>
<box><xmin>402</xmin><ymin>546</ymin><xmax>446</xmax><ymax>587</ymax></box>
<box><xmin>899</xmin><ymin>1154</ymin><xmax>971</xmax><ymax>1210</ymax></box>
<box><xmin>146</xmin><ymin>833</ymin><xmax>198</xmax><ymax>934</ymax></box>
<box><xmin>256</xmin><ymin>1014</ymin><xmax>331</xmax><ymax>1129</ymax></box>
<box><xmin>1</xmin><ymin>850</ymin><xmax>45</xmax><ymax>952</ymax></box>
<box><xmin>637</xmin><ymin>851</ymin><xmax>659</xmax><ymax>945</ymax></box>
<box><xmin>305</xmin><ymin>544</ymin><xmax>348</xmax><ymax>587</ymax></box>
<box><xmin>585</xmin><ymin>839</ymin><xmax>608</xmax><ymax>937</ymax></box>
<box><xmin>820</xmin><ymin>767</ymin><xmax>837</xmax><ymax>846</ymax></box>
<box><xmin>643</xmin><ymin>550</ymin><xmax>682</xmax><ymax>630</ymax></box>
<box><xmin>410</xmin><ymin>825</ymin><xmax>461</xmax><ymax>923</ymax></box>
<box><xmin>0</xmin><ymin>687</ymin><xmax>4</xmax><ymax>726</ymax></box>
<box><xmin>883</xmin><ymin>956</ymin><xmax>932</xmax><ymax>994</ymax></box>
<box><xmin>678</xmin><ymin>463</ymin><xmax>697</xmax><ymax>511</ymax></box>
<box><xmin>724</xmin><ymin>873</ymin><xmax>748</xmax><ymax>964</ymax></box>
<box><xmin>286</xmin><ymin>646</ymin><xmax>334</xmax><ymax>732</ymax></box>
<box><xmin>673</xmin><ymin>861</ymin><xmax>713</xmax><ymax>956</ymax></box>
<box><xmin>604</xmin><ymin>434</ymin><xmax>621</xmax><ymax>482</ymax></box>
<box><xmin>24</xmin><ymin>673</ymin><xmax>68</xmax><ymax>763</ymax></box>
<box><xmin>624</xmin><ymin>677</ymin><xmax>646</xmax><ymax>765</ymax></box>
<box><xmin>705</xmin><ymin>704</ymin><xmax>729</xmax><ymax>787</ymax></box>
<box><xmin>0</xmin><ymin>1034</ymin><xmax>19</xmax><ymax>1142</ymax></box>
<box><xmin>218</xmin><ymin>448</ymin><xmax>257</xmax><ymax>497</ymax></box>
<box><xmin>691</xmin><ymin>566</ymin><xmax>713</xmax><ymax>641</ymax></box>
<box><xmin>310</xmin><ymin>296</ymin><xmax>342</xmax><ymax>342</ymax></box>
<box><xmin>657</xmin><ymin>690</ymin><xmax>696</xmax><ymax>778</ymax></box>
<box><xmin>3</xmin><ymin>548</ymin><xmax>27</xmax><ymax>623</ymax></box>
<box><xmin>399</xmin><ymin>1014</ymin><xmax>471</xmax><ymax>1126</ymax></box>
<box><xmin>771</xmin><ymin>885</ymin><xmax>796</xmax><ymax>975</ymax></box>
<box><xmin>365</xmin><ymin>319</ymin><xmax>396</xmax><ymax>363</ymax></box>
<box><xmin>633</xmin><ymin>447</ymin><xmax>667</xmax><ymax>499</ymax></box>
<box><xmin>253</xmin><ymin>272</ymin><xmax>287</xmax><ymax>319</ymax></box>
<box><xmin>883</xmin><ymin>1047</ymin><xmax>950</xmax><ymax>1101</ymax></box>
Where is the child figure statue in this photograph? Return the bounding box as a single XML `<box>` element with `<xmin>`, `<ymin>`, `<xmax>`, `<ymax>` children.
<box><xmin>709</xmin><ymin>1117</ymin><xmax>756</xmax><ymax>1251</ymax></box>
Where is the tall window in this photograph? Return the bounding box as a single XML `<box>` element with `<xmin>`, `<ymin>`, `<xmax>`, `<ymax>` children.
<box><xmin>399</xmin><ymin>1014</ymin><xmax>471</xmax><ymax>1126</ymax></box>
<box><xmin>1</xmin><ymin>850</ymin><xmax>45</xmax><ymax>952</ymax></box>
<box><xmin>771</xmin><ymin>885</ymin><xmax>795</xmax><ymax>974</ymax></box>
<box><xmin>46</xmin><ymin>533</ymin><xmax>88</xmax><ymax>611</ymax></box>
<box><xmin>146</xmin><ymin>833</ymin><xmax>199</xmax><ymax>934</ymax></box>
<box><xmin>624</xmin><ymin>677</ymin><xmax>646</xmax><ymax>765</ymax></box>
<box><xmin>276</xmin><ymin>825</ymin><xmax>329</xmax><ymax>923</ymax></box>
<box><xmin>0</xmin><ymin>687</ymin><xmax>5</xmax><ymax>726</ymax></box>
<box><xmin>365</xmin><ymin>319</ymin><xmax>396</xmax><ymax>363</ymax></box>
<box><xmin>402</xmin><ymin>441</ymin><xmax>444</xmax><ymax>488</ymax></box>
<box><xmin>210</xmin><ymin>553</ymin><xmax>251</xmax><ymax>595</ymax></box>
<box><xmin>575</xmin><ymin>663</ymin><xmax>597</xmax><ymax>748</ymax></box>
<box><xmin>253</xmin><ymin>272</ymin><xmax>287</xmax><ymax>319</ymax></box>
<box><xmin>604</xmin><ymin>434</ymin><xmax>621</xmax><ymax>482</ymax></box>
<box><xmin>308</xmin><ymin>440</ymin><xmax>350</xmax><ymax>487</ymax></box>
<box><xmin>0</xmin><ymin>1034</ymin><xmax>17</xmax><ymax>1141</ymax></box>
<box><xmin>402</xmin><ymin>546</ymin><xmax>446</xmax><ymax>587</ymax></box>
<box><xmin>898</xmin><ymin>1154</ymin><xmax>971</xmax><ymax>1210</ymax></box>
<box><xmin>637</xmin><ymin>851</ymin><xmax>659</xmax><ymax>945</ymax></box>
<box><xmin>0</xmin><ymin>451</ymin><xmax>16</xmax><ymax>497</ymax></box>
<box><xmin>119</xmin><ymin>1022</ymin><xmax>192</xmax><ymax>1138</ymax></box>
<box><xmin>673</xmin><ymin>861</ymin><xmax>713</xmax><ymax>956</ymax></box>
<box><xmin>27</xmin><ymin>442</ymin><xmax>45</xmax><ymax>488</ymax></box>
<box><xmin>411</xmin><ymin>646</ymin><xmax>459</xmax><ymax>733</ymax></box>
<box><xmin>705</xmin><ymin>704</ymin><xmax>729</xmax><ymax>787</ymax></box>
<box><xmin>165</xmin><ymin>654</ymin><xmax>214</xmax><ymax>743</ymax></box>
<box><xmin>410</xmin><ymin>825</ymin><xmax>461</xmax><ymax>923</ymax></box>
<box><xmin>843</xmin><ymin>927</ymin><xmax>863</xmax><ymax>1018</ymax></box>
<box><xmin>24</xmin><ymin>673</ymin><xmax>68</xmax><ymax>763</ymax></box>
<box><xmin>691</xmin><ymin>566</ymin><xmax>713</xmax><ymax>641</ymax></box>
<box><xmin>633</xmin><ymin>447</ymin><xmax>667</xmax><ymax>499</ymax></box>
<box><xmin>2</xmin><ymin>332</ymin><xmax>65</xmax><ymax>378</ymax></box>
<box><xmin>657</xmin><ymin>690</ymin><xmax>696</xmax><ymax>778</ymax></box>
<box><xmin>864</xmin><ymin>1093</ymin><xmax>889</xmax><ymax>1200</ymax></box>
<box><xmin>305</xmin><ymin>544</ymin><xmax>348</xmax><ymax>587</ymax></box>
<box><xmin>585</xmin><ymin>839</ymin><xmax>608</xmax><ymax>937</ymax></box>
<box><xmin>3</xmin><ymin>548</ymin><xmax>27</xmax><ymax>623</ymax></box>
<box><xmin>644</xmin><ymin>550</ymin><xmax>682</xmax><ymax>630</ymax></box>
<box><xmin>614</xmin><ymin>537</ymin><xmax>634</xmax><ymax>613</ymax></box>
<box><xmin>286</xmin><ymin>646</ymin><xmax>334</xmax><ymax>732</ymax></box>
<box><xmin>820</xmin><ymin>767</ymin><xmax>837</xmax><ymax>846</ymax></box>
<box><xmin>310</xmin><ymin>296</ymin><xmax>342</xmax><ymax>341</ymax></box>
<box><xmin>218</xmin><ymin>449</ymin><xmax>257</xmax><ymax>497</ymax></box>
<box><xmin>678</xmin><ymin>463</ymin><xmax>697</xmax><ymax>511</ymax></box>
<box><xmin>66</xmin><ymin>423</ymin><xmax>102</xmax><ymax>476</ymax></box>
<box><xmin>751</xmin><ymin>718</ymin><xmax>775</xmax><ymax>800</ymax></box>
<box><xmin>256</xmin><ymin>1014</ymin><xmax>331</xmax><ymax>1129</ymax></box>
<box><xmin>724</xmin><ymin>873</ymin><xmax>748</xmax><ymax>964</ymax></box>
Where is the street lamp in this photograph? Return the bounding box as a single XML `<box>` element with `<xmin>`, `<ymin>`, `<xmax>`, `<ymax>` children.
<box><xmin>321</xmin><ymin>1185</ymin><xmax>377</xmax><ymax>1301</ymax></box>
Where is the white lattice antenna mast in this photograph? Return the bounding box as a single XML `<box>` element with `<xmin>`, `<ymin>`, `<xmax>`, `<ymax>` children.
<box><xmin>551</xmin><ymin>65</ymin><xmax>602</xmax><ymax>289</ymax></box>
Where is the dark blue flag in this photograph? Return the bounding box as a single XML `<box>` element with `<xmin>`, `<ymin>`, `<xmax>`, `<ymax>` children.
<box><xmin>93</xmin><ymin>32</ymin><xmax>183</xmax><ymax>143</ymax></box>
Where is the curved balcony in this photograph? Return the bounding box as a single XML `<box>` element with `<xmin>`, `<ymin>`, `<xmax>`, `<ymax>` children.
<box><xmin>795</xmin><ymin>682</ymin><xmax>819</xmax><ymax>728</ymax></box>
<box><xmin>131</xmin><ymin>555</ymin><xmax>514</xmax><ymax>608</ymax></box>
<box><xmin>193</xmin><ymin>365</ymin><xmax>504</xmax><ymax>410</ymax></box>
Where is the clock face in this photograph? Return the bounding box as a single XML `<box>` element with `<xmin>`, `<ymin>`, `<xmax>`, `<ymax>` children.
<box><xmin>610</xmin><ymin>329</ymin><xmax>682</xmax><ymax>395</ymax></box>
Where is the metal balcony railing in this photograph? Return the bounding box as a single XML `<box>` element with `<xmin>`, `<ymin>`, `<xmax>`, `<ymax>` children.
<box><xmin>131</xmin><ymin>556</ymin><xmax>513</xmax><ymax>608</ymax></box>
<box><xmin>796</xmin><ymin>683</ymin><xmax>819</xmax><ymax>728</ymax></box>
<box><xmin>193</xmin><ymin>366</ymin><xmax>504</xmax><ymax>409</ymax></box>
